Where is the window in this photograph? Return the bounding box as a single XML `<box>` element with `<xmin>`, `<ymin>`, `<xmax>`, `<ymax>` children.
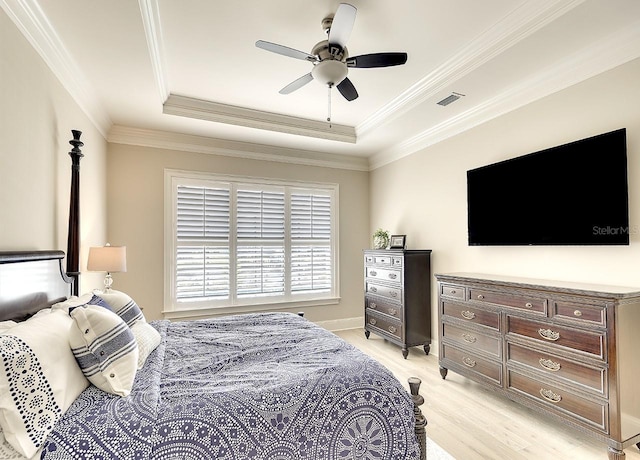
<box><xmin>165</xmin><ymin>171</ymin><xmax>339</xmax><ymax>314</ymax></box>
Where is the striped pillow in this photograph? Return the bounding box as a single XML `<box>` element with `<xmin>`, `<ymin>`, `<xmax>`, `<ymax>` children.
<box><xmin>93</xmin><ymin>290</ymin><xmax>145</xmax><ymax>327</ymax></box>
<box><xmin>69</xmin><ymin>305</ymin><xmax>139</xmax><ymax>397</ymax></box>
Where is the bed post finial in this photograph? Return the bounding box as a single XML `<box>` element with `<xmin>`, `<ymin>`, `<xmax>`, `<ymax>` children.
<box><xmin>408</xmin><ymin>377</ymin><xmax>427</xmax><ymax>460</ymax></box>
<box><xmin>66</xmin><ymin>130</ymin><xmax>84</xmax><ymax>296</ymax></box>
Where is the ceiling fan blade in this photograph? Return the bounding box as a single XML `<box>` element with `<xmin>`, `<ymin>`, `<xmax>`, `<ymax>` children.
<box><xmin>336</xmin><ymin>77</ymin><xmax>358</xmax><ymax>101</ymax></box>
<box><xmin>279</xmin><ymin>73</ymin><xmax>314</xmax><ymax>94</ymax></box>
<box><xmin>328</xmin><ymin>3</ymin><xmax>357</xmax><ymax>48</ymax></box>
<box><xmin>256</xmin><ymin>40</ymin><xmax>317</xmax><ymax>62</ymax></box>
<box><xmin>346</xmin><ymin>52</ymin><xmax>408</xmax><ymax>68</ymax></box>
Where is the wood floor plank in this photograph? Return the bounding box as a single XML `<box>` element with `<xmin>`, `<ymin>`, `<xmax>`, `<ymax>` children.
<box><xmin>335</xmin><ymin>329</ymin><xmax>640</xmax><ymax>460</ymax></box>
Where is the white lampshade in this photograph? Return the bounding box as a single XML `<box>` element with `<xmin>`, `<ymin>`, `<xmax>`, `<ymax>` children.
<box><xmin>87</xmin><ymin>245</ymin><xmax>127</xmax><ymax>273</ymax></box>
<box><xmin>87</xmin><ymin>244</ymin><xmax>126</xmax><ymax>292</ymax></box>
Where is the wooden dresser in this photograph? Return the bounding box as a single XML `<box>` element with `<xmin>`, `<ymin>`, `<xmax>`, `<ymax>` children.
<box><xmin>435</xmin><ymin>272</ymin><xmax>640</xmax><ymax>460</ymax></box>
<box><xmin>364</xmin><ymin>249</ymin><xmax>432</xmax><ymax>358</ymax></box>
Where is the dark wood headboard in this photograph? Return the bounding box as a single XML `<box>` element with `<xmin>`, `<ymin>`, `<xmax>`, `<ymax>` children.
<box><xmin>0</xmin><ymin>251</ymin><xmax>72</xmax><ymax>322</ymax></box>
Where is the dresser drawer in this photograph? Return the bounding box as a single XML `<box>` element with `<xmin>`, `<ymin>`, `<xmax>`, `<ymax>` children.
<box><xmin>392</xmin><ymin>256</ymin><xmax>403</xmax><ymax>268</ymax></box>
<box><xmin>366</xmin><ymin>266</ymin><xmax>402</xmax><ymax>284</ymax></box>
<box><xmin>366</xmin><ymin>282</ymin><xmax>401</xmax><ymax>302</ymax></box>
<box><xmin>552</xmin><ymin>300</ymin><xmax>606</xmax><ymax>328</ymax></box>
<box><xmin>470</xmin><ymin>288</ymin><xmax>547</xmax><ymax>314</ymax></box>
<box><xmin>441</xmin><ymin>344</ymin><xmax>502</xmax><ymax>386</ymax></box>
<box><xmin>507</xmin><ymin>316</ymin><xmax>605</xmax><ymax>360</ymax></box>
<box><xmin>507</xmin><ymin>342</ymin><xmax>606</xmax><ymax>395</ymax></box>
<box><xmin>374</xmin><ymin>255</ymin><xmax>392</xmax><ymax>266</ymax></box>
<box><xmin>366</xmin><ymin>295</ymin><xmax>403</xmax><ymax>321</ymax></box>
<box><xmin>442</xmin><ymin>300</ymin><xmax>500</xmax><ymax>330</ymax></box>
<box><xmin>508</xmin><ymin>370</ymin><xmax>608</xmax><ymax>433</ymax></box>
<box><xmin>440</xmin><ymin>284</ymin><xmax>465</xmax><ymax>300</ymax></box>
<box><xmin>366</xmin><ymin>311</ymin><xmax>402</xmax><ymax>341</ymax></box>
<box><xmin>443</xmin><ymin>323</ymin><xmax>500</xmax><ymax>358</ymax></box>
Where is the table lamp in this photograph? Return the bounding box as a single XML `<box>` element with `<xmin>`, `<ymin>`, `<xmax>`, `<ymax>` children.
<box><xmin>87</xmin><ymin>243</ymin><xmax>127</xmax><ymax>292</ymax></box>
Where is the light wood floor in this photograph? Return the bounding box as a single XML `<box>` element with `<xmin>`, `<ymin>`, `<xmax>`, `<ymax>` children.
<box><xmin>335</xmin><ymin>328</ymin><xmax>640</xmax><ymax>460</ymax></box>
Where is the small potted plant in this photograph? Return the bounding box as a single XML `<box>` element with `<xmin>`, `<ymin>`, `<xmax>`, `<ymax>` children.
<box><xmin>373</xmin><ymin>228</ymin><xmax>390</xmax><ymax>249</ymax></box>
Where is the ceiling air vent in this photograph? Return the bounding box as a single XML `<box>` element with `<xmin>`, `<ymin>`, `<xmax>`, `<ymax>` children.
<box><xmin>437</xmin><ymin>92</ymin><xmax>465</xmax><ymax>106</ymax></box>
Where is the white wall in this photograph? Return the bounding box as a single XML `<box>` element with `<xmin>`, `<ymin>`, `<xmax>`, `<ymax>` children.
<box><xmin>106</xmin><ymin>143</ymin><xmax>370</xmax><ymax>323</ymax></box>
<box><xmin>370</xmin><ymin>57</ymin><xmax>640</xmax><ymax>334</ymax></box>
<box><xmin>0</xmin><ymin>8</ymin><xmax>107</xmax><ymax>291</ymax></box>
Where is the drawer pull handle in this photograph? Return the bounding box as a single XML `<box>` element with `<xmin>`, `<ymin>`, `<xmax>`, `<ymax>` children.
<box><xmin>388</xmin><ymin>326</ymin><xmax>397</xmax><ymax>334</ymax></box>
<box><xmin>370</xmin><ymin>302</ymin><xmax>377</xmax><ymax>309</ymax></box>
<box><xmin>370</xmin><ymin>270</ymin><xmax>377</xmax><ymax>276</ymax></box>
<box><xmin>390</xmin><ymin>292</ymin><xmax>398</xmax><ymax>298</ymax></box>
<box><xmin>388</xmin><ymin>308</ymin><xmax>397</xmax><ymax>316</ymax></box>
<box><xmin>369</xmin><ymin>318</ymin><xmax>377</xmax><ymax>326</ymax></box>
<box><xmin>462</xmin><ymin>333</ymin><xmax>477</xmax><ymax>344</ymax></box>
<box><xmin>388</xmin><ymin>273</ymin><xmax>397</xmax><ymax>279</ymax></box>
<box><xmin>450</xmin><ymin>289</ymin><xmax>456</xmax><ymax>294</ymax></box>
<box><xmin>477</xmin><ymin>294</ymin><xmax>485</xmax><ymax>300</ymax></box>
<box><xmin>525</xmin><ymin>302</ymin><xmax>533</xmax><ymax>308</ymax></box>
<box><xmin>462</xmin><ymin>357</ymin><xmax>476</xmax><ymax>368</ymax></box>
<box><xmin>369</xmin><ymin>287</ymin><xmax>377</xmax><ymax>293</ymax></box>
<box><xmin>538</xmin><ymin>328</ymin><xmax>560</xmax><ymax>341</ymax></box>
<box><xmin>540</xmin><ymin>388</ymin><xmax>562</xmax><ymax>403</ymax></box>
<box><xmin>574</xmin><ymin>310</ymin><xmax>583</xmax><ymax>317</ymax></box>
<box><xmin>539</xmin><ymin>358</ymin><xmax>561</xmax><ymax>372</ymax></box>
<box><xmin>461</xmin><ymin>310</ymin><xmax>476</xmax><ymax>320</ymax></box>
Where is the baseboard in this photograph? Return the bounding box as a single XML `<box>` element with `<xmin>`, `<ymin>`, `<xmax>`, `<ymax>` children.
<box><xmin>315</xmin><ymin>316</ymin><xmax>363</xmax><ymax>332</ymax></box>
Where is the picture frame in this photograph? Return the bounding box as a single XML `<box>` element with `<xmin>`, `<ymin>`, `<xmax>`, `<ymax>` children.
<box><xmin>389</xmin><ymin>235</ymin><xmax>406</xmax><ymax>249</ymax></box>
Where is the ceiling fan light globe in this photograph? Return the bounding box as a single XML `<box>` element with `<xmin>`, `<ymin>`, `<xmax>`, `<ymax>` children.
<box><xmin>311</xmin><ymin>60</ymin><xmax>348</xmax><ymax>86</ymax></box>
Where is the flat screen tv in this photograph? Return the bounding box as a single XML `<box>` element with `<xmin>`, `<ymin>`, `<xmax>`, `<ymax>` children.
<box><xmin>467</xmin><ymin>128</ymin><xmax>629</xmax><ymax>246</ymax></box>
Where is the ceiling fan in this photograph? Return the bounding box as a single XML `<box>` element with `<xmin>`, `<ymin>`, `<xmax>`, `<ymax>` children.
<box><xmin>255</xmin><ymin>3</ymin><xmax>407</xmax><ymax>104</ymax></box>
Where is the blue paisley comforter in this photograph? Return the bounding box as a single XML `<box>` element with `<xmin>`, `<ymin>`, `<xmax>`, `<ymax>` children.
<box><xmin>42</xmin><ymin>312</ymin><xmax>420</xmax><ymax>459</ymax></box>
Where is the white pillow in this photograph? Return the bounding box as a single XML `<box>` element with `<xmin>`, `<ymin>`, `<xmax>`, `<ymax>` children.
<box><xmin>69</xmin><ymin>305</ymin><xmax>139</xmax><ymax>397</ymax></box>
<box><xmin>51</xmin><ymin>292</ymin><xmax>94</xmax><ymax>313</ymax></box>
<box><xmin>0</xmin><ymin>321</ymin><xmax>16</xmax><ymax>333</ymax></box>
<box><xmin>130</xmin><ymin>322</ymin><xmax>161</xmax><ymax>369</ymax></box>
<box><xmin>0</xmin><ymin>310</ymin><xmax>89</xmax><ymax>458</ymax></box>
<box><xmin>93</xmin><ymin>290</ymin><xmax>145</xmax><ymax>327</ymax></box>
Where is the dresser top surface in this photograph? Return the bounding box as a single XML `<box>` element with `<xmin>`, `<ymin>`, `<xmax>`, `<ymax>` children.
<box><xmin>435</xmin><ymin>272</ymin><xmax>640</xmax><ymax>298</ymax></box>
<box><xmin>364</xmin><ymin>249</ymin><xmax>432</xmax><ymax>254</ymax></box>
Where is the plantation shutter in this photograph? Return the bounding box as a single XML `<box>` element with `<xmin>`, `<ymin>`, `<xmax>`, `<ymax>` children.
<box><xmin>291</xmin><ymin>192</ymin><xmax>332</xmax><ymax>293</ymax></box>
<box><xmin>168</xmin><ymin>172</ymin><xmax>337</xmax><ymax>311</ymax></box>
<box><xmin>175</xmin><ymin>185</ymin><xmax>230</xmax><ymax>300</ymax></box>
<box><xmin>236</xmin><ymin>189</ymin><xmax>286</xmax><ymax>297</ymax></box>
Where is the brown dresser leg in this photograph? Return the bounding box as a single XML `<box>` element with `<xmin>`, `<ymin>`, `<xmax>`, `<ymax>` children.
<box><xmin>439</xmin><ymin>367</ymin><xmax>448</xmax><ymax>379</ymax></box>
<box><xmin>608</xmin><ymin>446</ymin><xmax>625</xmax><ymax>460</ymax></box>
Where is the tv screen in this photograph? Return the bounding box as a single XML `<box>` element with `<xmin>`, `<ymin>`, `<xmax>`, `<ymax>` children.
<box><xmin>467</xmin><ymin>128</ymin><xmax>629</xmax><ymax>246</ymax></box>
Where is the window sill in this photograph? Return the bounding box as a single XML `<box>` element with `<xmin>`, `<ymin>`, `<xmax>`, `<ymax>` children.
<box><xmin>162</xmin><ymin>297</ymin><xmax>340</xmax><ymax>321</ymax></box>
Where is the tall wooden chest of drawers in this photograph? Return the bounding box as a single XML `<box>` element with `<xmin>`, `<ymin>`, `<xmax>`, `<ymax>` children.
<box><xmin>364</xmin><ymin>249</ymin><xmax>432</xmax><ymax>358</ymax></box>
<box><xmin>436</xmin><ymin>272</ymin><xmax>640</xmax><ymax>460</ymax></box>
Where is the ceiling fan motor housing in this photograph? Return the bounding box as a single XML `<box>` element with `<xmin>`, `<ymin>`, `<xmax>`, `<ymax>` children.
<box><xmin>312</xmin><ymin>40</ymin><xmax>347</xmax><ymax>62</ymax></box>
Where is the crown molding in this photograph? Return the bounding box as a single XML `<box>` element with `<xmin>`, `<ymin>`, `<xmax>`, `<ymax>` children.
<box><xmin>357</xmin><ymin>0</ymin><xmax>586</xmax><ymax>138</ymax></box>
<box><xmin>1</xmin><ymin>0</ymin><xmax>112</xmax><ymax>138</ymax></box>
<box><xmin>108</xmin><ymin>125</ymin><xmax>369</xmax><ymax>171</ymax></box>
<box><xmin>369</xmin><ymin>22</ymin><xmax>640</xmax><ymax>170</ymax></box>
<box><xmin>163</xmin><ymin>94</ymin><xmax>357</xmax><ymax>143</ymax></box>
<box><xmin>138</xmin><ymin>0</ymin><xmax>169</xmax><ymax>103</ymax></box>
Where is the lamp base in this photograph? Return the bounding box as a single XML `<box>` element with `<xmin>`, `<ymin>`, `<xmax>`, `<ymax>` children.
<box><xmin>103</xmin><ymin>272</ymin><xmax>114</xmax><ymax>292</ymax></box>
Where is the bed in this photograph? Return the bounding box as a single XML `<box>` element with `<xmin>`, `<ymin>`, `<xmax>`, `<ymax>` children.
<box><xmin>0</xmin><ymin>132</ymin><xmax>427</xmax><ymax>459</ymax></box>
